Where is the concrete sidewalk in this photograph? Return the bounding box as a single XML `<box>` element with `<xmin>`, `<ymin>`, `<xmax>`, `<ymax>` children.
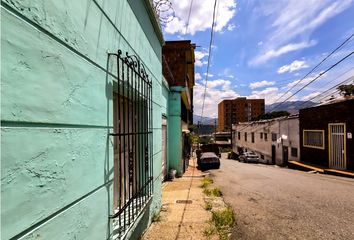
<box><xmin>143</xmin><ymin>158</ymin><xmax>216</xmax><ymax>240</ymax></box>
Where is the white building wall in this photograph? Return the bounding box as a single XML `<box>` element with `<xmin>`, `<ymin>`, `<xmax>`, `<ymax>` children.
<box><xmin>232</xmin><ymin>116</ymin><xmax>299</xmax><ymax>165</ymax></box>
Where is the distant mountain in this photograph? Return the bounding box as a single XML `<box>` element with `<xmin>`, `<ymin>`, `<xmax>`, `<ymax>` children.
<box><xmin>265</xmin><ymin>101</ymin><xmax>317</xmax><ymax>114</ymax></box>
<box><xmin>193</xmin><ymin>101</ymin><xmax>316</xmax><ymax>125</ymax></box>
<box><xmin>193</xmin><ymin>114</ymin><xmax>217</xmax><ymax>125</ymax></box>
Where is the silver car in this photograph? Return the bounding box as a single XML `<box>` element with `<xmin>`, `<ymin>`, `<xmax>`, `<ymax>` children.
<box><xmin>239</xmin><ymin>151</ymin><xmax>259</xmax><ymax>163</ymax></box>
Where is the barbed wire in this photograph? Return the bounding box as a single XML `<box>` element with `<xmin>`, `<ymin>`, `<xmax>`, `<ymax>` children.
<box><xmin>153</xmin><ymin>0</ymin><xmax>175</xmax><ymax>26</ymax></box>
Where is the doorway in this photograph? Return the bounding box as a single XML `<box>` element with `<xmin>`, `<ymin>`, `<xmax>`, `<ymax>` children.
<box><xmin>271</xmin><ymin>145</ymin><xmax>276</xmax><ymax>165</ymax></box>
<box><xmin>282</xmin><ymin>146</ymin><xmax>288</xmax><ymax>166</ymax></box>
<box><xmin>162</xmin><ymin>117</ymin><xmax>167</xmax><ymax>181</ymax></box>
<box><xmin>329</xmin><ymin>123</ymin><xmax>346</xmax><ymax>170</ymax></box>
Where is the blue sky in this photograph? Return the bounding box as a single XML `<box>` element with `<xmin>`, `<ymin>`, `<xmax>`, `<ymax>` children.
<box><xmin>160</xmin><ymin>0</ymin><xmax>354</xmax><ymax>117</ymax></box>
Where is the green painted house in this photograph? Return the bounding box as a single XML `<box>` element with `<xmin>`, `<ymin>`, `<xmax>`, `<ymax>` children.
<box><xmin>0</xmin><ymin>0</ymin><xmax>198</xmax><ymax>239</ymax></box>
<box><xmin>162</xmin><ymin>41</ymin><xmax>196</xmax><ymax>176</ymax></box>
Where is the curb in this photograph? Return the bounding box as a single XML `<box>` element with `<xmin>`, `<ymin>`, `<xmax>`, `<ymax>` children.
<box><xmin>323</xmin><ymin>169</ymin><xmax>354</xmax><ymax>179</ymax></box>
<box><xmin>288</xmin><ymin>161</ymin><xmax>354</xmax><ymax>179</ymax></box>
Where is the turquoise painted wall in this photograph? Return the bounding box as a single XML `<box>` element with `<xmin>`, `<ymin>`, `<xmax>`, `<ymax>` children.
<box><xmin>161</xmin><ymin>78</ymin><xmax>170</xmax><ymax>173</ymax></box>
<box><xmin>1</xmin><ymin>0</ymin><xmax>166</xmax><ymax>239</ymax></box>
<box><xmin>167</xmin><ymin>87</ymin><xmax>183</xmax><ymax>176</ymax></box>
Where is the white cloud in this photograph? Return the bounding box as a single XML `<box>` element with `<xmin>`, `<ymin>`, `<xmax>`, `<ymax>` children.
<box><xmin>204</xmin><ymin>73</ymin><xmax>214</xmax><ymax>77</ymax></box>
<box><xmin>278</xmin><ymin>60</ymin><xmax>309</xmax><ymax>74</ymax></box>
<box><xmin>257</xmin><ymin>41</ymin><xmax>263</xmax><ymax>46</ymax></box>
<box><xmin>286</xmin><ymin>71</ymin><xmax>327</xmax><ymax>88</ymax></box>
<box><xmin>248</xmin><ymin>87</ymin><xmax>297</xmax><ymax>104</ymax></box>
<box><xmin>303</xmin><ymin>92</ymin><xmax>321</xmax><ymax>101</ymax></box>
<box><xmin>194</xmin><ymin>79</ymin><xmax>240</xmax><ymax>117</ymax></box>
<box><xmin>250</xmin><ymin>40</ymin><xmax>317</xmax><ymax>66</ymax></box>
<box><xmin>195</xmin><ymin>72</ymin><xmax>202</xmax><ymax>80</ymax></box>
<box><xmin>211</xmin><ymin>79</ymin><xmax>231</xmax><ymax>90</ymax></box>
<box><xmin>250</xmin><ymin>0</ymin><xmax>352</xmax><ymax>65</ymax></box>
<box><xmin>227</xmin><ymin>23</ymin><xmax>236</xmax><ymax>31</ymax></box>
<box><xmin>286</xmin><ymin>77</ymin><xmax>313</xmax><ymax>88</ymax></box>
<box><xmin>164</xmin><ymin>0</ymin><xmax>237</xmax><ymax>35</ymax></box>
<box><xmin>194</xmin><ymin>50</ymin><xmax>208</xmax><ymax>67</ymax></box>
<box><xmin>249</xmin><ymin>80</ymin><xmax>275</xmax><ymax>89</ymax></box>
<box><xmin>218</xmin><ymin>68</ymin><xmax>235</xmax><ymax>78</ymax></box>
<box><xmin>269</xmin><ymin>0</ymin><xmax>352</xmax><ymax>46</ymax></box>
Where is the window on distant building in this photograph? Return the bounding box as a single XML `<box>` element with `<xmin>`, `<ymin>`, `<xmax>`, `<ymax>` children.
<box><xmin>260</xmin><ymin>154</ymin><xmax>264</xmax><ymax>159</ymax></box>
<box><xmin>238</xmin><ymin>132</ymin><xmax>241</xmax><ymax>140</ymax></box>
<box><xmin>264</xmin><ymin>133</ymin><xmax>268</xmax><ymax>141</ymax></box>
<box><xmin>251</xmin><ymin>132</ymin><xmax>255</xmax><ymax>143</ymax></box>
<box><xmin>303</xmin><ymin>130</ymin><xmax>325</xmax><ymax>149</ymax></box>
<box><xmin>260</xmin><ymin>132</ymin><xmax>263</xmax><ymax>139</ymax></box>
<box><xmin>272</xmin><ymin>133</ymin><xmax>277</xmax><ymax>141</ymax></box>
<box><xmin>291</xmin><ymin>147</ymin><xmax>298</xmax><ymax>157</ymax></box>
<box><xmin>244</xmin><ymin>132</ymin><xmax>247</xmax><ymax>141</ymax></box>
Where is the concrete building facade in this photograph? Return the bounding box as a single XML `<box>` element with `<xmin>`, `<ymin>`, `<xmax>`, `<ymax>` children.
<box><xmin>232</xmin><ymin>116</ymin><xmax>300</xmax><ymax>166</ymax></box>
<box><xmin>0</xmin><ymin>1</ymin><xmax>186</xmax><ymax>239</ymax></box>
<box><xmin>218</xmin><ymin>97</ymin><xmax>265</xmax><ymax>131</ymax></box>
<box><xmin>299</xmin><ymin>98</ymin><xmax>354</xmax><ymax>170</ymax></box>
<box><xmin>162</xmin><ymin>41</ymin><xmax>195</xmax><ymax>176</ymax></box>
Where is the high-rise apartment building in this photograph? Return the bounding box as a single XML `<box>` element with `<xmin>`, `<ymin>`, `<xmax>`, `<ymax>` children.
<box><xmin>218</xmin><ymin>97</ymin><xmax>265</xmax><ymax>131</ymax></box>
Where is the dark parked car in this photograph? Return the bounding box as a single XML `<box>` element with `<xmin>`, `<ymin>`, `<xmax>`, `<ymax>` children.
<box><xmin>239</xmin><ymin>151</ymin><xmax>259</xmax><ymax>163</ymax></box>
<box><xmin>199</xmin><ymin>152</ymin><xmax>220</xmax><ymax>170</ymax></box>
<box><xmin>200</xmin><ymin>144</ymin><xmax>220</xmax><ymax>157</ymax></box>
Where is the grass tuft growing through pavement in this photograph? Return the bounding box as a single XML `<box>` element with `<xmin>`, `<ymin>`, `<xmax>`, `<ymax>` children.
<box><xmin>152</xmin><ymin>212</ymin><xmax>161</xmax><ymax>222</ymax></box>
<box><xmin>203</xmin><ymin>187</ymin><xmax>222</xmax><ymax>197</ymax></box>
<box><xmin>205</xmin><ymin>202</ymin><xmax>212</xmax><ymax>211</ymax></box>
<box><xmin>203</xmin><ymin>223</ymin><xmax>217</xmax><ymax>237</ymax></box>
<box><xmin>200</xmin><ymin>176</ymin><xmax>213</xmax><ymax>188</ymax></box>
<box><xmin>212</xmin><ymin>207</ymin><xmax>235</xmax><ymax>240</ymax></box>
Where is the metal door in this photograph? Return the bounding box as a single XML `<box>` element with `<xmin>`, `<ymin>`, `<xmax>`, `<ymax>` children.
<box><xmin>329</xmin><ymin>123</ymin><xmax>346</xmax><ymax>170</ymax></box>
<box><xmin>282</xmin><ymin>146</ymin><xmax>288</xmax><ymax>166</ymax></box>
<box><xmin>162</xmin><ymin>118</ymin><xmax>167</xmax><ymax>181</ymax></box>
<box><xmin>271</xmin><ymin>145</ymin><xmax>276</xmax><ymax>165</ymax></box>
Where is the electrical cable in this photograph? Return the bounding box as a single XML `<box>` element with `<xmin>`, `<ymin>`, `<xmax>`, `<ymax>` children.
<box><xmin>269</xmin><ymin>33</ymin><xmax>354</xmax><ymax>110</ymax></box>
<box><xmin>200</xmin><ymin>0</ymin><xmax>218</xmax><ymax>125</ymax></box>
<box><xmin>184</xmin><ymin>0</ymin><xmax>194</xmax><ymax>35</ymax></box>
<box><xmin>235</xmin><ymin>70</ymin><xmax>354</xmax><ymax>133</ymax></box>
<box><xmin>270</xmin><ymin>50</ymin><xmax>354</xmax><ymax>112</ymax></box>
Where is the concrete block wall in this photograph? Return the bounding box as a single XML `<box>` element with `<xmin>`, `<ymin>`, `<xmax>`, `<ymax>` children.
<box><xmin>1</xmin><ymin>0</ymin><xmax>166</xmax><ymax>239</ymax></box>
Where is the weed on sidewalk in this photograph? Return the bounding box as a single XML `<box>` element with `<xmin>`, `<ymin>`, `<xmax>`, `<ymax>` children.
<box><xmin>201</xmin><ymin>176</ymin><xmax>235</xmax><ymax>240</ymax></box>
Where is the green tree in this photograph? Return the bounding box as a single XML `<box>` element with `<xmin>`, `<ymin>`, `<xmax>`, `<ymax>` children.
<box><xmin>337</xmin><ymin>84</ymin><xmax>354</xmax><ymax>96</ymax></box>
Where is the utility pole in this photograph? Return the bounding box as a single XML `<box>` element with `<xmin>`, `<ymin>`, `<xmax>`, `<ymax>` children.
<box><xmin>214</xmin><ymin>119</ymin><xmax>217</xmax><ymax>134</ymax></box>
<box><xmin>230</xmin><ymin>115</ymin><xmax>233</xmax><ymax>149</ymax></box>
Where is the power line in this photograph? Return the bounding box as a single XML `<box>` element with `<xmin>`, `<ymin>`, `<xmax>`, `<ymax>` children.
<box><xmin>269</xmin><ymin>33</ymin><xmax>354</xmax><ymax>110</ymax></box>
<box><xmin>200</xmin><ymin>0</ymin><xmax>218</xmax><ymax>124</ymax></box>
<box><xmin>296</xmin><ymin>74</ymin><xmax>354</xmax><ymax>109</ymax></box>
<box><xmin>235</xmin><ymin>70</ymin><xmax>354</xmax><ymax>133</ymax></box>
<box><xmin>225</xmin><ymin>35</ymin><xmax>354</xmax><ymax>135</ymax></box>
<box><xmin>270</xmin><ymin>50</ymin><xmax>354</xmax><ymax>112</ymax></box>
<box><xmin>184</xmin><ymin>0</ymin><xmax>194</xmax><ymax>35</ymax></box>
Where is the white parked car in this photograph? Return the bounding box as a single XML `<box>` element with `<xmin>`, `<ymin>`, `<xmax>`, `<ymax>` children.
<box><xmin>239</xmin><ymin>151</ymin><xmax>259</xmax><ymax>163</ymax></box>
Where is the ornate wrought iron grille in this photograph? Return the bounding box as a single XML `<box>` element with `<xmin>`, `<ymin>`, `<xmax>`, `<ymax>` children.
<box><xmin>108</xmin><ymin>50</ymin><xmax>153</xmax><ymax>237</ymax></box>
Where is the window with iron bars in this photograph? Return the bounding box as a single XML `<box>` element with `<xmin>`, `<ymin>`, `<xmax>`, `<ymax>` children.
<box><xmin>109</xmin><ymin>50</ymin><xmax>153</xmax><ymax>238</ymax></box>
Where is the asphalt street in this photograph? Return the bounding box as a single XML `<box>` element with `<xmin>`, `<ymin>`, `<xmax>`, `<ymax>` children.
<box><xmin>209</xmin><ymin>154</ymin><xmax>354</xmax><ymax>240</ymax></box>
